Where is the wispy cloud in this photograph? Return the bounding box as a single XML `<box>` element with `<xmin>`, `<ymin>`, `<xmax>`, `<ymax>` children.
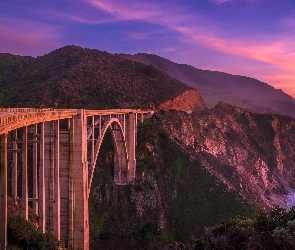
<box><xmin>211</xmin><ymin>0</ymin><xmax>232</xmax><ymax>5</ymax></box>
<box><xmin>83</xmin><ymin>0</ymin><xmax>295</xmax><ymax>96</ymax></box>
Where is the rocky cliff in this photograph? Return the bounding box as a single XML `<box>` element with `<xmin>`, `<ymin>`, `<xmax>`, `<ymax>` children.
<box><xmin>159</xmin><ymin>102</ymin><xmax>295</xmax><ymax>211</ymax></box>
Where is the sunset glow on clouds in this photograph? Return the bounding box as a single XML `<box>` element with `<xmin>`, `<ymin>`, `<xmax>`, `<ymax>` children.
<box><xmin>1</xmin><ymin>0</ymin><xmax>295</xmax><ymax>98</ymax></box>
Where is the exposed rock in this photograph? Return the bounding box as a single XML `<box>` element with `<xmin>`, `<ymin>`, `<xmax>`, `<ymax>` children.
<box><xmin>159</xmin><ymin>89</ymin><xmax>206</xmax><ymax>111</ymax></box>
<box><xmin>159</xmin><ymin>102</ymin><xmax>295</xmax><ymax>211</ymax></box>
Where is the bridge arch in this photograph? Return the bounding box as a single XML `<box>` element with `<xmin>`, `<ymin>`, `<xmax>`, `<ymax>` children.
<box><xmin>88</xmin><ymin>117</ymin><xmax>129</xmax><ymax>195</ymax></box>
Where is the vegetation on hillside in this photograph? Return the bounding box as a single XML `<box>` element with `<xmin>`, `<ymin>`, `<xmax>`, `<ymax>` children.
<box><xmin>193</xmin><ymin>206</ymin><xmax>295</xmax><ymax>250</ymax></box>
<box><xmin>0</xmin><ymin>53</ymin><xmax>34</xmax><ymax>80</ymax></box>
<box><xmin>7</xmin><ymin>197</ymin><xmax>59</xmax><ymax>250</ymax></box>
<box><xmin>0</xmin><ymin>46</ymin><xmax>192</xmax><ymax>109</ymax></box>
<box><xmin>88</xmin><ymin>115</ymin><xmax>256</xmax><ymax>249</ymax></box>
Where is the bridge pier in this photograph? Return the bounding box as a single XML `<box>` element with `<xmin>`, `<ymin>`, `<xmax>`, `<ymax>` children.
<box><xmin>70</xmin><ymin>109</ymin><xmax>89</xmax><ymax>250</ymax></box>
<box><xmin>0</xmin><ymin>133</ymin><xmax>8</xmax><ymax>249</ymax></box>
<box><xmin>44</xmin><ymin>121</ymin><xmax>55</xmax><ymax>232</ymax></box>
<box><xmin>127</xmin><ymin>113</ymin><xmax>136</xmax><ymax>183</ymax></box>
<box><xmin>21</xmin><ymin>126</ymin><xmax>28</xmax><ymax>220</ymax></box>
<box><xmin>39</xmin><ymin>122</ymin><xmax>46</xmax><ymax>233</ymax></box>
<box><xmin>33</xmin><ymin>124</ymin><xmax>39</xmax><ymax>215</ymax></box>
<box><xmin>12</xmin><ymin>130</ymin><xmax>18</xmax><ymax>204</ymax></box>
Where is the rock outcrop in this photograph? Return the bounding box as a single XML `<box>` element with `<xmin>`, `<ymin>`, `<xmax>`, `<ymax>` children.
<box><xmin>159</xmin><ymin>89</ymin><xmax>206</xmax><ymax>111</ymax></box>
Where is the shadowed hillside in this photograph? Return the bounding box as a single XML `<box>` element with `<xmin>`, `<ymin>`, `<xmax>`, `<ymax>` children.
<box><xmin>0</xmin><ymin>53</ymin><xmax>34</xmax><ymax>80</ymax></box>
<box><xmin>0</xmin><ymin>46</ymin><xmax>200</xmax><ymax>110</ymax></box>
<box><xmin>118</xmin><ymin>53</ymin><xmax>295</xmax><ymax>118</ymax></box>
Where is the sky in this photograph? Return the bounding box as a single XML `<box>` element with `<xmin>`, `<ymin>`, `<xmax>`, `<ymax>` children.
<box><xmin>1</xmin><ymin>0</ymin><xmax>295</xmax><ymax>98</ymax></box>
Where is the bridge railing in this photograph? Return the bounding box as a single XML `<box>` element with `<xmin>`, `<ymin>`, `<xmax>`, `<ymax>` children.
<box><xmin>85</xmin><ymin>109</ymin><xmax>152</xmax><ymax>116</ymax></box>
<box><xmin>0</xmin><ymin>110</ymin><xmax>77</xmax><ymax>134</ymax></box>
<box><xmin>0</xmin><ymin>108</ymin><xmax>53</xmax><ymax>113</ymax></box>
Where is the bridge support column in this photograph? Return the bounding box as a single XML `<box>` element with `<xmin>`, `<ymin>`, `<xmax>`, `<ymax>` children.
<box><xmin>21</xmin><ymin>126</ymin><xmax>28</xmax><ymax>220</ymax></box>
<box><xmin>59</xmin><ymin>129</ymin><xmax>70</xmax><ymax>247</ymax></box>
<box><xmin>44</xmin><ymin>121</ymin><xmax>54</xmax><ymax>231</ymax></box>
<box><xmin>12</xmin><ymin>130</ymin><xmax>18</xmax><ymax>204</ymax></box>
<box><xmin>0</xmin><ymin>133</ymin><xmax>8</xmax><ymax>250</ymax></box>
<box><xmin>127</xmin><ymin>113</ymin><xmax>136</xmax><ymax>183</ymax></box>
<box><xmin>33</xmin><ymin>124</ymin><xmax>38</xmax><ymax>214</ymax></box>
<box><xmin>39</xmin><ymin>122</ymin><xmax>46</xmax><ymax>233</ymax></box>
<box><xmin>70</xmin><ymin>109</ymin><xmax>89</xmax><ymax>250</ymax></box>
<box><xmin>54</xmin><ymin>120</ymin><xmax>61</xmax><ymax>241</ymax></box>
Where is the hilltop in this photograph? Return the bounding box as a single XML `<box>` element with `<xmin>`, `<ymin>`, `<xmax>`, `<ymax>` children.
<box><xmin>0</xmin><ymin>46</ymin><xmax>204</xmax><ymax>110</ymax></box>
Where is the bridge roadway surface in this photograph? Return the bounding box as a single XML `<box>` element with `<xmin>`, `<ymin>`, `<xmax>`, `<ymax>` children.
<box><xmin>0</xmin><ymin>107</ymin><xmax>152</xmax><ymax>250</ymax></box>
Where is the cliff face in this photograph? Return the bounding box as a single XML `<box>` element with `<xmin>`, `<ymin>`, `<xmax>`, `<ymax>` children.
<box><xmin>159</xmin><ymin>102</ymin><xmax>295</xmax><ymax>211</ymax></box>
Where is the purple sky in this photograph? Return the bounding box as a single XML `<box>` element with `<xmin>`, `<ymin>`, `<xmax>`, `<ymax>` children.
<box><xmin>1</xmin><ymin>0</ymin><xmax>295</xmax><ymax>98</ymax></box>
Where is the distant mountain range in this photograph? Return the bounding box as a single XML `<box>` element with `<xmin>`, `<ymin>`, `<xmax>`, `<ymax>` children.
<box><xmin>118</xmin><ymin>53</ymin><xmax>295</xmax><ymax>118</ymax></box>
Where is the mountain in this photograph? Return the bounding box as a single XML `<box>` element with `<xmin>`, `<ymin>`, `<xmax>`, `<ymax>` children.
<box><xmin>0</xmin><ymin>53</ymin><xmax>34</xmax><ymax>80</ymax></box>
<box><xmin>118</xmin><ymin>53</ymin><xmax>295</xmax><ymax>118</ymax></box>
<box><xmin>2</xmin><ymin>45</ymin><xmax>295</xmax><ymax>249</ymax></box>
<box><xmin>0</xmin><ymin>46</ymin><xmax>205</xmax><ymax>110</ymax></box>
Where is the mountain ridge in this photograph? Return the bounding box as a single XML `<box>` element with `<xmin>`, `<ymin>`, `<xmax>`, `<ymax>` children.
<box><xmin>118</xmin><ymin>53</ymin><xmax>295</xmax><ymax>118</ymax></box>
<box><xmin>0</xmin><ymin>46</ymin><xmax>202</xmax><ymax>110</ymax></box>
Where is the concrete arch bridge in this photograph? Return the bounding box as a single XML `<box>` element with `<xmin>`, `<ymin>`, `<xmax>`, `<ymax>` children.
<box><xmin>0</xmin><ymin>108</ymin><xmax>152</xmax><ymax>249</ymax></box>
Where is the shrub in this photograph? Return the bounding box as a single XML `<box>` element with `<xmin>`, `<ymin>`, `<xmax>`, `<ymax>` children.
<box><xmin>8</xmin><ymin>215</ymin><xmax>46</xmax><ymax>249</ymax></box>
<box><xmin>8</xmin><ymin>214</ymin><xmax>59</xmax><ymax>250</ymax></box>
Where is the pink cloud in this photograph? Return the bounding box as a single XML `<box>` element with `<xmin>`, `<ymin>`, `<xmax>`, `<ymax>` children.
<box><xmin>83</xmin><ymin>0</ymin><xmax>295</xmax><ymax>97</ymax></box>
<box><xmin>85</xmin><ymin>0</ymin><xmax>189</xmax><ymax>24</ymax></box>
